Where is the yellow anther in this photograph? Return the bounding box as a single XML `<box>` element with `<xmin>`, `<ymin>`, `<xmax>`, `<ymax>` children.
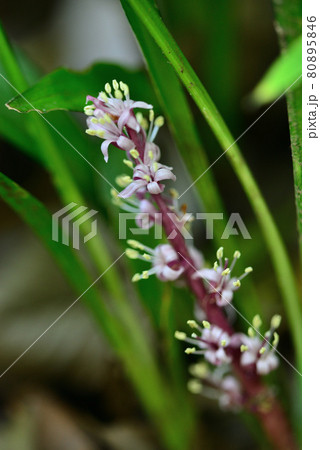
<box><xmin>202</xmin><ymin>320</ymin><xmax>211</xmax><ymax>329</ymax></box>
<box><xmin>85</xmin><ymin>129</ymin><xmax>96</xmax><ymax>136</ymax></box>
<box><xmin>155</xmin><ymin>115</ymin><xmax>165</xmax><ymax>127</ymax></box>
<box><xmin>129</xmin><ymin>149</ymin><xmax>139</xmax><ymax>159</ymax></box>
<box><xmin>114</xmin><ymin>89</ymin><xmax>123</xmax><ymax>99</ymax></box>
<box><xmin>271</xmin><ymin>314</ymin><xmax>282</xmax><ymax>329</ymax></box>
<box><xmin>245</xmin><ymin>266</ymin><xmax>253</xmax><ymax>274</ymax></box>
<box><xmin>191</xmin><ymin>333</ymin><xmax>198</xmax><ymax>338</ymax></box>
<box><xmin>97</xmin><ymin>130</ymin><xmax>105</xmax><ymax>138</ymax></box>
<box><xmin>220</xmin><ymin>339</ymin><xmax>227</xmax><ymax>347</ymax></box>
<box><xmin>132</xmin><ymin>273</ymin><xmax>141</xmax><ymax>282</ymax></box>
<box><xmin>143</xmin><ymin>174</ymin><xmax>151</xmax><ymax>182</ymax></box>
<box><xmin>112</xmin><ymin>79</ymin><xmax>119</xmax><ymax>90</ymax></box>
<box><xmin>140</xmin><ymin>118</ymin><xmax>149</xmax><ymax>129</ymax></box>
<box><xmin>185</xmin><ymin>347</ymin><xmax>196</xmax><ymax>354</ymax></box>
<box><xmin>252</xmin><ymin>314</ymin><xmax>262</xmax><ymax>329</ymax></box>
<box><xmin>105</xmin><ymin>83</ymin><xmax>112</xmax><ymax>94</ymax></box>
<box><xmin>125</xmin><ymin>248</ymin><xmax>139</xmax><ymax>259</ymax></box>
<box><xmin>187</xmin><ymin>320</ymin><xmax>198</xmax><ymax>329</ymax></box>
<box><xmin>149</xmin><ymin>109</ymin><xmax>154</xmax><ymax>122</ymax></box>
<box><xmin>187</xmin><ymin>379</ymin><xmax>202</xmax><ymax>394</ymax></box>
<box><xmin>90</xmin><ymin>117</ymin><xmax>98</xmax><ymax>124</ymax></box>
<box><xmin>142</xmin><ymin>270</ymin><xmax>149</xmax><ymax>279</ymax></box>
<box><xmin>272</xmin><ymin>331</ymin><xmax>279</xmax><ymax>347</ymax></box>
<box><xmin>221</xmin><ymin>268</ymin><xmax>230</xmax><ymax>276</ymax></box>
<box><xmin>189</xmin><ymin>362</ymin><xmax>208</xmax><ymax>378</ymax></box>
<box><xmin>148</xmin><ymin>150</ymin><xmax>154</xmax><ymax>160</ymax></box>
<box><xmin>233</xmin><ymin>280</ymin><xmax>241</xmax><ymax>287</ymax></box>
<box><xmin>119</xmin><ymin>81</ymin><xmax>129</xmax><ymax>96</ymax></box>
<box><xmin>213</xmin><ymin>261</ymin><xmax>219</xmax><ymax>271</ymax></box>
<box><xmin>216</xmin><ymin>247</ymin><xmax>224</xmax><ymax>259</ymax></box>
<box><xmin>233</xmin><ymin>250</ymin><xmax>241</xmax><ymax>259</ymax></box>
<box><xmin>248</xmin><ymin>327</ymin><xmax>255</xmax><ymax>337</ymax></box>
<box><xmin>127</xmin><ymin>240</ymin><xmax>145</xmax><ymax>250</ymax></box>
<box><xmin>99</xmin><ymin>91</ymin><xmax>108</xmax><ymax>102</ymax></box>
<box><xmin>84</xmin><ymin>105</ymin><xmax>95</xmax><ymax>115</ymax></box>
<box><xmin>152</xmin><ymin>162</ymin><xmax>158</xmax><ymax>172</ymax></box>
<box><xmin>123</xmin><ymin>159</ymin><xmax>133</xmax><ymax>169</ymax></box>
<box><xmin>142</xmin><ymin>253</ymin><xmax>151</xmax><ymax>261</ymax></box>
<box><xmin>115</xmin><ymin>175</ymin><xmax>132</xmax><ymax>187</ymax></box>
<box><xmin>240</xmin><ymin>344</ymin><xmax>248</xmax><ymax>352</ymax></box>
<box><xmin>174</xmin><ymin>331</ymin><xmax>187</xmax><ymax>341</ymax></box>
<box><xmin>259</xmin><ymin>347</ymin><xmax>266</xmax><ymax>355</ymax></box>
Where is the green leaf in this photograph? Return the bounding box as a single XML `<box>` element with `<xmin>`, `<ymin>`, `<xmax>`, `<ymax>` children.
<box><xmin>250</xmin><ymin>35</ymin><xmax>302</xmax><ymax>105</ymax></box>
<box><xmin>6</xmin><ymin>63</ymin><xmax>157</xmax><ymax>113</ymax></box>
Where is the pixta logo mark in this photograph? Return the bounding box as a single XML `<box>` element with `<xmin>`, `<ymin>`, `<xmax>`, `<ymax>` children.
<box><xmin>52</xmin><ymin>203</ymin><xmax>98</xmax><ymax>249</ymax></box>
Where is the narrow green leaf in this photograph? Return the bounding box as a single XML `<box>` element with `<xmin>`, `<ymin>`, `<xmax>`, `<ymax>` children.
<box><xmin>250</xmin><ymin>35</ymin><xmax>302</xmax><ymax>105</ymax></box>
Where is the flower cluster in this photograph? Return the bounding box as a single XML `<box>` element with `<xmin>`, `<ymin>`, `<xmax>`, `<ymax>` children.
<box><xmin>84</xmin><ymin>80</ymin><xmax>282</xmax><ymax>413</ymax></box>
<box><xmin>188</xmin><ymin>363</ymin><xmax>242</xmax><ymax>410</ymax></box>
<box><xmin>193</xmin><ymin>246</ymin><xmax>252</xmax><ymax>307</ymax></box>
<box><xmin>175</xmin><ymin>315</ymin><xmax>281</xmax><ymax>408</ymax></box>
<box><xmin>239</xmin><ymin>314</ymin><xmax>281</xmax><ymax>375</ymax></box>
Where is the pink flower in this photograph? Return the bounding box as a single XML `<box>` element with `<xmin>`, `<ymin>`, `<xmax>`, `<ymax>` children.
<box><xmin>198</xmin><ymin>325</ymin><xmax>232</xmax><ymax>366</ymax></box>
<box><xmin>86</xmin><ymin>114</ymin><xmax>134</xmax><ymax>162</ymax></box>
<box><xmin>176</xmin><ymin>321</ymin><xmax>235</xmax><ymax>366</ymax></box>
<box><xmin>239</xmin><ymin>315</ymin><xmax>281</xmax><ymax>375</ymax></box>
<box><xmin>86</xmin><ymin>80</ymin><xmax>152</xmax><ymax>133</ymax></box>
<box><xmin>193</xmin><ymin>247</ymin><xmax>252</xmax><ymax>307</ymax></box>
<box><xmin>126</xmin><ymin>241</ymin><xmax>184</xmax><ymax>282</ymax></box>
<box><xmin>118</xmin><ymin>160</ymin><xmax>176</xmax><ymax>198</ymax></box>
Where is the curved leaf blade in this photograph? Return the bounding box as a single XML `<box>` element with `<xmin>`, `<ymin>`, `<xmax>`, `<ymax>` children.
<box><xmin>6</xmin><ymin>63</ymin><xmax>157</xmax><ymax>113</ymax></box>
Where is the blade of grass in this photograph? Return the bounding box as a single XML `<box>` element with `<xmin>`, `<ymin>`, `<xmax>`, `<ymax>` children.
<box><xmin>122</xmin><ymin>0</ymin><xmax>301</xmax><ymax>368</ymax></box>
